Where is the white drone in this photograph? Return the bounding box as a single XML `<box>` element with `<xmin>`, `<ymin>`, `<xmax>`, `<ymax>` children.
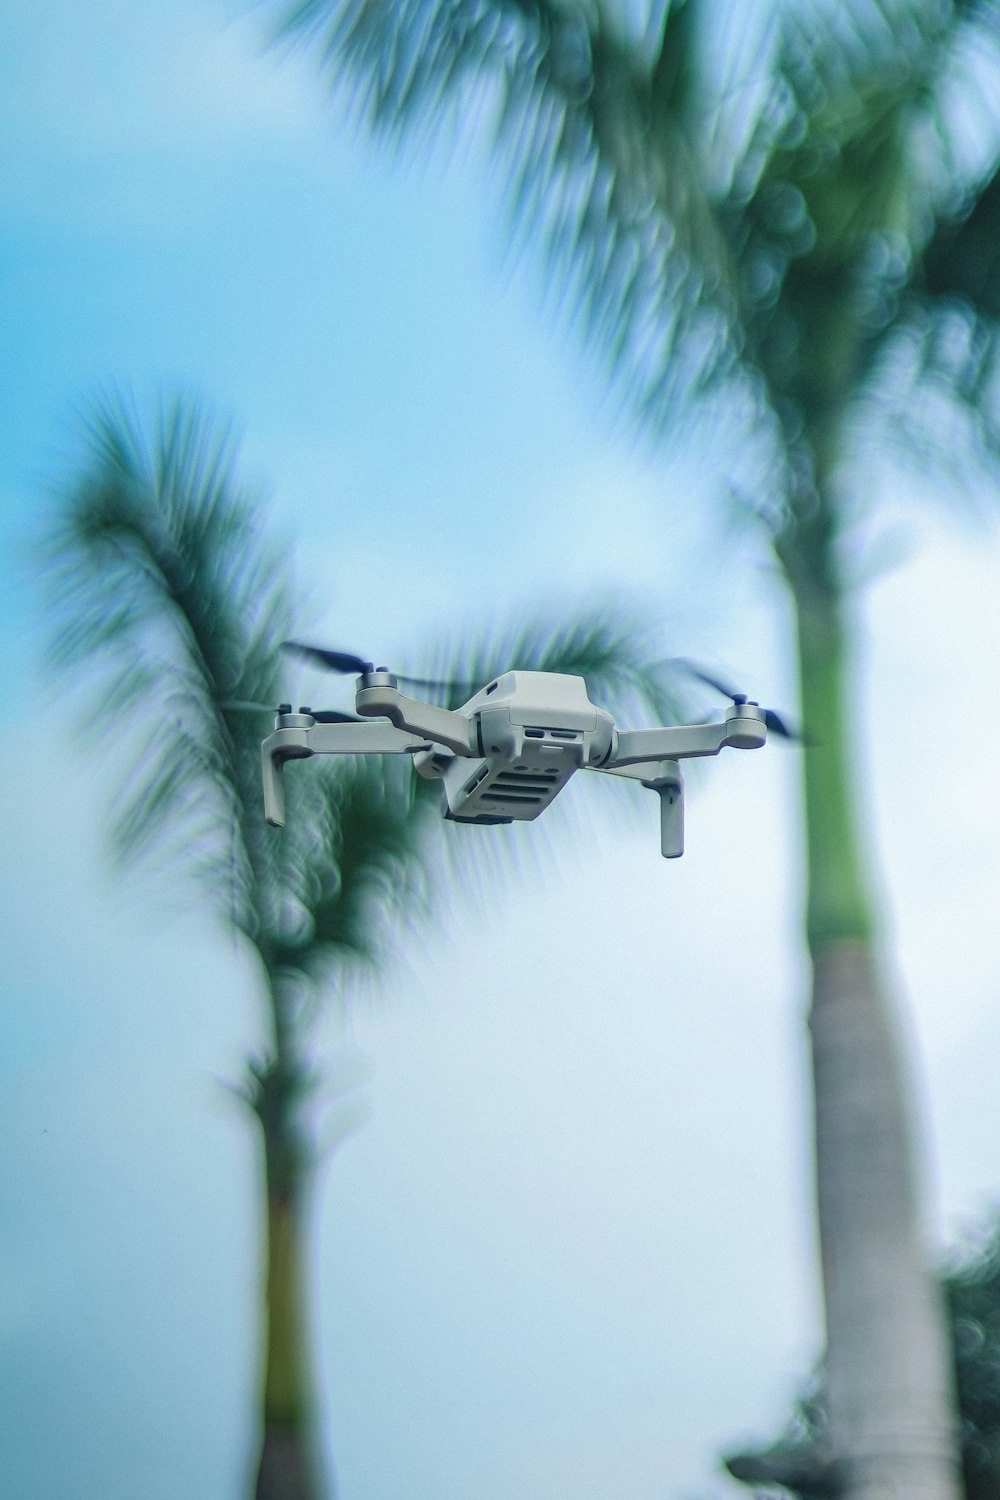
<box><xmin>261</xmin><ymin>644</ymin><xmax>792</xmax><ymax>858</ymax></box>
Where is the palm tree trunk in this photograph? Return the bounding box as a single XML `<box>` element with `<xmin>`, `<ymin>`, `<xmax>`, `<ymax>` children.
<box><xmin>252</xmin><ymin>1059</ymin><xmax>329</xmax><ymax>1500</ymax></box>
<box><xmin>789</xmin><ymin>563</ymin><xmax>960</xmax><ymax>1500</ymax></box>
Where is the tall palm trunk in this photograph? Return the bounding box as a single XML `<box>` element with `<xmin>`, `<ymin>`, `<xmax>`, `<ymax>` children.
<box><xmin>252</xmin><ymin>1005</ymin><xmax>329</xmax><ymax>1500</ymax></box>
<box><xmin>255</xmin><ymin>1127</ymin><xmax>324</xmax><ymax>1500</ymax></box>
<box><xmin>787</xmin><ymin>543</ymin><xmax>960</xmax><ymax>1500</ymax></box>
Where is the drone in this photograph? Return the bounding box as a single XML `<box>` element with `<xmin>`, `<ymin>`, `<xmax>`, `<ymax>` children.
<box><xmin>260</xmin><ymin>643</ymin><xmax>792</xmax><ymax>858</ymax></box>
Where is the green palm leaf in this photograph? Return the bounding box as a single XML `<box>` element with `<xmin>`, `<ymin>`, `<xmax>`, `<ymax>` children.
<box><xmin>411</xmin><ymin>606</ymin><xmax>686</xmax><ymax>718</ymax></box>
<box><xmin>272</xmin><ymin>0</ymin><xmax>1000</xmax><ymax>500</ymax></box>
<box><xmin>48</xmin><ymin>391</ymin><xmax>683</xmax><ymax>972</ymax></box>
<box><xmin>46</xmin><ymin>394</ymin><xmax>290</xmax><ymax>931</ymax></box>
<box><xmin>273</xmin><ymin>0</ymin><xmax>735</xmax><ymax>429</ymax></box>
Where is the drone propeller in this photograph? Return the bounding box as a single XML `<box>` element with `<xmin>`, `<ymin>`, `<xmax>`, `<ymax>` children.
<box><xmin>303</xmin><ymin>709</ymin><xmax>363</xmax><ymax>723</ymax></box>
<box><xmin>283</xmin><ymin>640</ymin><xmax>470</xmax><ymax>696</ymax></box>
<box><xmin>283</xmin><ymin>642</ymin><xmax>374</xmax><ymax>675</ymax></box>
<box><xmin>223</xmin><ymin>699</ymin><xmax>360</xmax><ymax>724</ymax></box>
<box><xmin>761</xmin><ymin>708</ymin><xmax>798</xmax><ymax>740</ymax></box>
<box><xmin>667</xmin><ymin>658</ymin><xmax>801</xmax><ymax>742</ymax></box>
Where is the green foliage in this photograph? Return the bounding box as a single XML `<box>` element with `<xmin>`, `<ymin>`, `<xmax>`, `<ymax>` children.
<box><xmin>413</xmin><ymin>607</ymin><xmax>684</xmax><ymax>721</ymax></box>
<box><xmin>946</xmin><ymin>1221</ymin><xmax>1000</xmax><ymax>1499</ymax></box>
<box><xmin>45</xmin><ymin>394</ymin><xmax>290</xmax><ymax>934</ymax></box>
<box><xmin>289</xmin><ymin>754</ymin><xmax>430</xmax><ymax>969</ymax></box>
<box><xmin>47</xmin><ymin>389</ymin><xmax>682</xmax><ymax>999</ymax></box>
<box><xmin>923</xmin><ymin>165</ymin><xmax>1000</xmax><ymax>318</ymax></box>
<box><xmin>723</xmin><ymin>1216</ymin><xmax>1000</xmax><ymax>1500</ymax></box>
<box><xmin>273</xmin><ymin>0</ymin><xmax>725</xmax><ymax>426</ymax></box>
<box><xmin>270</xmin><ymin>0</ymin><xmax>1000</xmax><ymax>530</ymax></box>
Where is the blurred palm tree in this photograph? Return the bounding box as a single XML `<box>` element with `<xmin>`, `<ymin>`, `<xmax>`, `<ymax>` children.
<box><xmin>45</xmin><ymin>393</ymin><xmax>681</xmax><ymax>1500</ymax></box>
<box><xmin>266</xmin><ymin>0</ymin><xmax>1000</xmax><ymax>1493</ymax></box>
<box><xmin>726</xmin><ymin>1215</ymin><xmax>1000</xmax><ymax>1498</ymax></box>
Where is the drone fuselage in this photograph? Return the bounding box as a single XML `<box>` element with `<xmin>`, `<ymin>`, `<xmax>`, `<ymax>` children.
<box><xmin>414</xmin><ymin>671</ymin><xmax>614</xmax><ymax>824</ymax></box>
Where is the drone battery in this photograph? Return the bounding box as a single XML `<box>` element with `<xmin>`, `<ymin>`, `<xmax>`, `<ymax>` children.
<box><xmin>441</xmin><ymin>740</ymin><xmax>581</xmax><ymax>824</ymax></box>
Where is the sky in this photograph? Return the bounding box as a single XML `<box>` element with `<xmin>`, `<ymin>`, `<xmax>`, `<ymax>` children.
<box><xmin>2</xmin><ymin>3</ymin><xmax>1000</xmax><ymax>1498</ymax></box>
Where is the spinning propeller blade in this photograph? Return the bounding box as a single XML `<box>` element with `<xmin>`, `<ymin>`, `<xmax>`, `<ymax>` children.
<box><xmin>762</xmin><ymin>709</ymin><xmax>796</xmax><ymax>741</ymax></box>
<box><xmin>394</xmin><ymin>672</ymin><xmax>475</xmax><ymax>693</ymax></box>
<box><xmin>674</xmin><ymin>660</ymin><xmax>747</xmax><ymax>704</ymax></box>
<box><xmin>222</xmin><ymin>699</ymin><xmax>360</xmax><ymax>723</ymax></box>
<box><xmin>283</xmin><ymin>641</ymin><xmax>373</xmax><ymax>675</ymax></box>
<box><xmin>283</xmin><ymin>640</ymin><xmax>472</xmax><ymax>696</ymax></box>
<box><xmin>661</xmin><ymin>658</ymin><xmax>802</xmax><ymax>742</ymax></box>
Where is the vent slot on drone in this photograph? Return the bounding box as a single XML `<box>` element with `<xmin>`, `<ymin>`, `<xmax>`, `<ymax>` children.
<box><xmin>496</xmin><ymin>771</ymin><xmax>557</xmax><ymax>787</ymax></box>
<box><xmin>486</xmin><ymin>792</ymin><xmax>543</xmax><ymax>805</ymax></box>
<box><xmin>483</xmin><ymin>768</ymin><xmax>564</xmax><ymax>807</ymax></box>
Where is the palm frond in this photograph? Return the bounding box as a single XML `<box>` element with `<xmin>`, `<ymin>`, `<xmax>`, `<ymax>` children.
<box><xmin>270</xmin><ymin>0</ymin><xmax>1000</xmax><ymax>529</ymax></box>
<box><xmin>267</xmin><ymin>603</ymin><xmax>691</xmax><ymax>972</ymax></box>
<box><xmin>271</xmin><ymin>0</ymin><xmax>740</xmax><ymax>433</ymax></box>
<box><xmin>922</xmin><ymin>162</ymin><xmax>1000</xmax><ymax>319</ymax></box>
<box><xmin>49</xmin><ymin>396</ymin><xmax>683</xmax><ymax>1025</ymax></box>
<box><xmin>409</xmin><ymin>604</ymin><xmax>690</xmax><ymax>724</ymax></box>
<box><xmin>44</xmin><ymin>393</ymin><xmax>293</xmax><ymax>933</ymax></box>
<box><xmin>721</xmin><ymin>3</ymin><xmax>950</xmax><ymax>427</ymax></box>
<box><xmin>316</xmin><ymin>759</ymin><xmax>428</xmax><ymax>955</ymax></box>
<box><xmin>867</xmin><ymin>297</ymin><xmax>1000</xmax><ymax>498</ymax></box>
<box><xmin>271</xmin><ymin>752</ymin><xmax>432</xmax><ymax>978</ymax></box>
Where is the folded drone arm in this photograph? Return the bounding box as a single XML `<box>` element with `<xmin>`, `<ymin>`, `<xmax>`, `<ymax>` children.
<box><xmin>261</xmin><ymin>719</ymin><xmax>432</xmax><ymax>827</ymax></box>
<box><xmin>605</xmin><ymin>705</ymin><xmax>766</xmax><ymax>769</ymax></box>
<box><xmin>609</xmin><ymin>722</ymin><xmax>728</xmax><ymax>766</ymax></box>
<box><xmin>355</xmin><ymin>684</ymin><xmax>478</xmax><ymax>757</ymax></box>
<box><xmin>305</xmin><ymin>721</ymin><xmax>430</xmax><ymax>756</ymax></box>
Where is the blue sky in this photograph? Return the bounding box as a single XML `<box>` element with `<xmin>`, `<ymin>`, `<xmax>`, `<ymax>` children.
<box><xmin>3</xmin><ymin>4</ymin><xmax>1000</xmax><ymax>1499</ymax></box>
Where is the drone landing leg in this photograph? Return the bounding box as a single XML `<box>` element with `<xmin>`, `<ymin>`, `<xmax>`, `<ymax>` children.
<box><xmin>592</xmin><ymin>756</ymin><xmax>685</xmax><ymax>858</ymax></box>
<box><xmin>657</xmin><ymin>780</ymin><xmax>684</xmax><ymax>859</ymax></box>
<box><xmin>262</xmin><ymin>743</ymin><xmax>313</xmax><ymax>827</ymax></box>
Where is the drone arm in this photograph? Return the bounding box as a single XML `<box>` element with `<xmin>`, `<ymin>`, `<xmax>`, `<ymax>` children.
<box><xmin>306</xmin><ymin>721</ymin><xmax>431</xmax><ymax>756</ymax></box>
<box><xmin>607</xmin><ymin>705</ymin><xmax>766</xmax><ymax>768</ymax></box>
<box><xmin>355</xmin><ymin>685</ymin><xmax>478</xmax><ymax>757</ymax></box>
<box><xmin>261</xmin><ymin>719</ymin><xmax>433</xmax><ymax>827</ymax></box>
<box><xmin>610</xmin><ymin>722</ymin><xmax>727</xmax><ymax>765</ymax></box>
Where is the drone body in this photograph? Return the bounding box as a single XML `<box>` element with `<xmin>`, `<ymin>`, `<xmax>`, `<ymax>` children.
<box><xmin>261</xmin><ymin>661</ymin><xmax>769</xmax><ymax>858</ymax></box>
<box><xmin>412</xmin><ymin>671</ymin><xmax>613</xmax><ymax>825</ymax></box>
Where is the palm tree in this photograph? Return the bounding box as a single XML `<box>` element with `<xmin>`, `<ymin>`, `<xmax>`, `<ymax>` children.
<box><xmin>45</xmin><ymin>393</ymin><xmax>682</xmax><ymax>1500</ymax></box>
<box><xmin>265</xmin><ymin>0</ymin><xmax>1000</xmax><ymax>1494</ymax></box>
<box><xmin>726</xmin><ymin>1213</ymin><xmax>1000</xmax><ymax>1498</ymax></box>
